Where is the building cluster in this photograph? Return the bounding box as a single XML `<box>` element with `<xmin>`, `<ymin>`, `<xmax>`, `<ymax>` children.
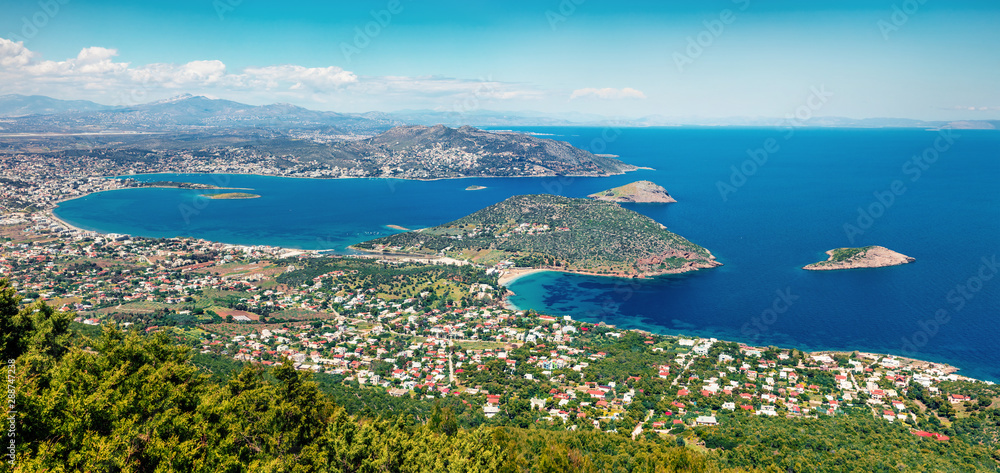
<box><xmin>0</xmin><ymin>149</ymin><xmax>375</xmax><ymax>213</ymax></box>
<box><xmin>0</xmin><ymin>218</ymin><xmax>993</xmax><ymax>436</ymax></box>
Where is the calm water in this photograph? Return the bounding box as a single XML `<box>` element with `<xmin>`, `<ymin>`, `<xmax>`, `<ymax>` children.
<box><xmin>55</xmin><ymin>127</ymin><xmax>1000</xmax><ymax>381</ymax></box>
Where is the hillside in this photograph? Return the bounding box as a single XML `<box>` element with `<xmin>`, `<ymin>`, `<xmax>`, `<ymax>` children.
<box><xmin>333</xmin><ymin>125</ymin><xmax>636</xmax><ymax>178</ymax></box>
<box><xmin>207</xmin><ymin>124</ymin><xmax>635</xmax><ymax>178</ymax></box>
<box><xmin>6</xmin><ymin>278</ymin><xmax>1000</xmax><ymax>472</ymax></box>
<box><xmin>0</xmin><ymin>120</ymin><xmax>634</xmax><ymax>179</ymax></box>
<box><xmin>0</xmin><ymin>94</ymin><xmax>399</xmax><ymax>134</ymax></box>
<box><xmin>353</xmin><ymin>194</ymin><xmax>719</xmax><ymax>277</ymax></box>
<box><xmin>0</xmin><ymin>94</ymin><xmax>112</xmax><ymax>117</ymax></box>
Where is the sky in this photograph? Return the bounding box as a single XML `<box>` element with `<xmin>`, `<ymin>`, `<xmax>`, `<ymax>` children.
<box><xmin>0</xmin><ymin>0</ymin><xmax>998</xmax><ymax>120</ymax></box>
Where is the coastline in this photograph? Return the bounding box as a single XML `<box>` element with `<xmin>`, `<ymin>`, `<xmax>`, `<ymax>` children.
<box><xmin>17</xmin><ymin>213</ymin><xmax>990</xmax><ymax>383</ymax></box>
<box><xmin>48</xmin><ymin>167</ymin><xmax>649</xmax><ymax>210</ymax></box>
<box><xmin>498</xmin><ymin>267</ymin><xmax>551</xmax><ymax>286</ymax></box>
<box><xmin>111</xmin><ymin>165</ymin><xmax>644</xmax><ymax>183</ymax></box>
<box><xmin>44</xmin><ymin>208</ymin><xmax>320</xmax><ymax>257</ymax></box>
<box><xmin>46</xmin><ymin>209</ymin><xmax>91</xmax><ymax>234</ymax></box>
<box><xmin>496</xmin><ymin>259</ymin><xmax>721</xmax><ymax>290</ymax></box>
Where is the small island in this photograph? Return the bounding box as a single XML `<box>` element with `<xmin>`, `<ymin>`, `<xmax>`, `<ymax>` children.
<box><xmin>804</xmin><ymin>246</ymin><xmax>915</xmax><ymax>271</ymax></box>
<box><xmin>465</xmin><ymin>185</ymin><xmax>487</xmax><ymax>191</ymax></box>
<box><xmin>588</xmin><ymin>180</ymin><xmax>677</xmax><ymax>203</ymax></box>
<box><xmin>201</xmin><ymin>192</ymin><xmax>261</xmax><ymax>200</ymax></box>
<box><xmin>352</xmin><ymin>194</ymin><xmax>720</xmax><ymax>279</ymax></box>
<box><xmin>133</xmin><ymin>181</ymin><xmax>240</xmax><ymax>190</ymax></box>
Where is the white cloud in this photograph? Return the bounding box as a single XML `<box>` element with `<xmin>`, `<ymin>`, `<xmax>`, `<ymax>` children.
<box><xmin>0</xmin><ymin>38</ymin><xmax>35</xmax><ymax>68</ymax></box>
<box><xmin>241</xmin><ymin>64</ymin><xmax>357</xmax><ymax>90</ymax></box>
<box><xmin>0</xmin><ymin>37</ymin><xmax>544</xmax><ymax>110</ymax></box>
<box><xmin>0</xmin><ymin>38</ymin><xmax>358</xmax><ymax>100</ymax></box>
<box><xmin>76</xmin><ymin>46</ymin><xmax>117</xmax><ymax>64</ymax></box>
<box><xmin>354</xmin><ymin>75</ymin><xmax>541</xmax><ymax>100</ymax></box>
<box><xmin>570</xmin><ymin>87</ymin><xmax>646</xmax><ymax>100</ymax></box>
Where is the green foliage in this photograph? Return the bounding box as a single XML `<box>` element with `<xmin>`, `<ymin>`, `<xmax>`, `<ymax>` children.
<box><xmin>4</xmin><ymin>288</ymin><xmax>752</xmax><ymax>473</ymax></box>
<box><xmin>698</xmin><ymin>411</ymin><xmax>1000</xmax><ymax>472</ymax></box>
<box><xmin>356</xmin><ymin>194</ymin><xmax>715</xmax><ymax>274</ymax></box>
<box><xmin>4</xmin><ymin>277</ymin><xmax>999</xmax><ymax>472</ymax></box>
<box><xmin>0</xmin><ymin>279</ymin><xmax>73</xmax><ymax>360</ymax></box>
<box><xmin>829</xmin><ymin>246</ymin><xmax>874</xmax><ymax>262</ymax></box>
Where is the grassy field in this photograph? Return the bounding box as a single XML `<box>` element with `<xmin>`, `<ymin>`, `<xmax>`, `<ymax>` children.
<box><xmin>97</xmin><ymin>300</ymin><xmax>173</xmax><ymax>315</ymax></box>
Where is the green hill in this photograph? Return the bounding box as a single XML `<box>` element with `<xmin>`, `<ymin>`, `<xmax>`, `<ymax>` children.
<box><xmin>353</xmin><ymin>194</ymin><xmax>719</xmax><ymax>277</ymax></box>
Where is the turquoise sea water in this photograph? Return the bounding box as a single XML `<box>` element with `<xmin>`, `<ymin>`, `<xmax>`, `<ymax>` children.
<box><xmin>54</xmin><ymin>127</ymin><xmax>1000</xmax><ymax>381</ymax></box>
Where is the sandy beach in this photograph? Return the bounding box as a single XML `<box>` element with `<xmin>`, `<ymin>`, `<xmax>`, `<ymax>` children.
<box><xmin>45</xmin><ymin>210</ymin><xmax>91</xmax><ymax>234</ymax></box>
<box><xmin>497</xmin><ymin>267</ymin><xmax>551</xmax><ymax>286</ymax></box>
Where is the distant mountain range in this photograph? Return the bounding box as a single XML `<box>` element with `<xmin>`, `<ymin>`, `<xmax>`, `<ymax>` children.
<box><xmin>0</xmin><ymin>94</ymin><xmax>996</xmax><ymax>131</ymax></box>
<box><xmin>0</xmin><ymin>94</ymin><xmax>402</xmax><ymax>134</ymax></box>
<box><xmin>0</xmin><ymin>94</ymin><xmax>113</xmax><ymax>116</ymax></box>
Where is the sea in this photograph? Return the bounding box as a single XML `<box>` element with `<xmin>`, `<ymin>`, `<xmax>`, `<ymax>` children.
<box><xmin>54</xmin><ymin>127</ymin><xmax>1000</xmax><ymax>381</ymax></box>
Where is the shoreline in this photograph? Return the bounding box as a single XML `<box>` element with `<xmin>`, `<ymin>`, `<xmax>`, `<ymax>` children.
<box><xmin>110</xmin><ymin>166</ymin><xmax>642</xmax><ymax>183</ymax></box>
<box><xmin>45</xmin><ymin>210</ymin><xmax>91</xmax><ymax>234</ymax></box>
<box><xmin>48</xmin><ymin>168</ymin><xmax>645</xmax><ymax>210</ymax></box>
<box><xmin>43</xmin><ymin>208</ymin><xmax>321</xmax><ymax>257</ymax></box>
<box><xmin>497</xmin><ymin>267</ymin><xmax>551</xmax><ymax>286</ymax></box>
<box><xmin>13</xmin><ymin>214</ymin><xmax>992</xmax><ymax>383</ymax></box>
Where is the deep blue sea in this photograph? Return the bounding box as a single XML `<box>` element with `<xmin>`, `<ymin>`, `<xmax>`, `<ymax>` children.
<box><xmin>54</xmin><ymin>127</ymin><xmax>1000</xmax><ymax>381</ymax></box>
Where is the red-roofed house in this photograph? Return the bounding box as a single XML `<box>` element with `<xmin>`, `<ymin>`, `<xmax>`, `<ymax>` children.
<box><xmin>948</xmin><ymin>394</ymin><xmax>970</xmax><ymax>404</ymax></box>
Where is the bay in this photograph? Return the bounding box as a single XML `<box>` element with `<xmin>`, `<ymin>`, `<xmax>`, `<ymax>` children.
<box><xmin>54</xmin><ymin>127</ymin><xmax>1000</xmax><ymax>381</ymax></box>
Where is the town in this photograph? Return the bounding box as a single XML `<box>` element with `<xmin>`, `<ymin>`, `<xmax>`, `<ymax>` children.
<box><xmin>1</xmin><ymin>216</ymin><xmax>996</xmax><ymax>444</ymax></box>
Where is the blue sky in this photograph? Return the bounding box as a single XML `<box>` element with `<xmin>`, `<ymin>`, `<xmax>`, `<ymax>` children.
<box><xmin>1</xmin><ymin>0</ymin><xmax>998</xmax><ymax>120</ymax></box>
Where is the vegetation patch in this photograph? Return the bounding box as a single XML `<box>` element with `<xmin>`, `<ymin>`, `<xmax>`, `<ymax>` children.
<box><xmin>354</xmin><ymin>194</ymin><xmax>718</xmax><ymax>277</ymax></box>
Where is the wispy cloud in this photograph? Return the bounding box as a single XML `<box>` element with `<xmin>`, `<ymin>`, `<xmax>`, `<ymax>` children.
<box><xmin>0</xmin><ymin>37</ymin><xmax>543</xmax><ymax>109</ymax></box>
<box><xmin>570</xmin><ymin>87</ymin><xmax>646</xmax><ymax>100</ymax></box>
<box><xmin>942</xmin><ymin>105</ymin><xmax>1000</xmax><ymax>112</ymax></box>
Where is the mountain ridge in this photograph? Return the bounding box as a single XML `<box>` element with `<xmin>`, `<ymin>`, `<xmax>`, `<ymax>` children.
<box><xmin>1</xmin><ymin>94</ymin><xmax>996</xmax><ymax>130</ymax></box>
